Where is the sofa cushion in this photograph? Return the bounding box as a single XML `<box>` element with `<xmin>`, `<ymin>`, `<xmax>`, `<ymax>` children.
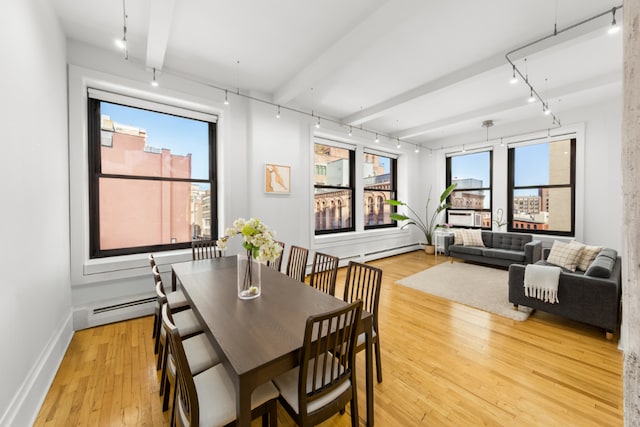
<box><xmin>546</xmin><ymin>240</ymin><xmax>584</xmax><ymax>272</ymax></box>
<box><xmin>462</xmin><ymin>229</ymin><xmax>484</xmax><ymax>246</ymax></box>
<box><xmin>449</xmin><ymin>245</ymin><xmax>483</xmax><ymax>256</ymax></box>
<box><xmin>452</xmin><ymin>229</ymin><xmax>464</xmax><ymax>245</ymax></box>
<box><xmin>492</xmin><ymin>232</ymin><xmax>532</xmax><ymax>251</ymax></box>
<box><xmin>598</xmin><ymin>248</ymin><xmax>618</xmax><ymax>261</ymax></box>
<box><xmin>585</xmin><ymin>254</ymin><xmax>616</xmax><ymax>278</ymax></box>
<box><xmin>482</xmin><ymin>248</ymin><xmax>526</xmax><ymax>262</ymax></box>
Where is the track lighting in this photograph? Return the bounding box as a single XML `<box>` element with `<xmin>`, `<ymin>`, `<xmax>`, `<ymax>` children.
<box><xmin>528</xmin><ymin>88</ymin><xmax>535</xmax><ymax>103</ymax></box>
<box><xmin>224</xmin><ymin>90</ymin><xmax>229</xmax><ymax>105</ymax></box>
<box><xmin>348</xmin><ymin>126</ymin><xmax>352</xmax><ymax>136</ymax></box>
<box><xmin>276</xmin><ymin>105</ymin><xmax>280</xmax><ymax>119</ymax></box>
<box><xmin>608</xmin><ymin>8</ymin><xmax>620</xmax><ymax>34</ymax></box>
<box><xmin>462</xmin><ymin>144</ymin><xmax>466</xmax><ymax>153</ymax></box>
<box><xmin>315</xmin><ymin>116</ymin><xmax>321</xmax><ymax>128</ymax></box>
<box><xmin>543</xmin><ymin>103</ymin><xmax>551</xmax><ymax>115</ymax></box>
<box><xmin>117</xmin><ymin>0</ymin><xmax>128</xmax><ymax>60</ymax></box>
<box><xmin>414</xmin><ymin>145</ymin><xmax>420</xmax><ymax>153</ymax></box>
<box><xmin>375</xmin><ymin>133</ymin><xmax>379</xmax><ymax>143</ymax></box>
<box><xmin>509</xmin><ymin>66</ymin><xmax>518</xmax><ymax>84</ymax></box>
<box><xmin>396</xmin><ymin>138</ymin><xmax>401</xmax><ymax>149</ymax></box>
<box><xmin>151</xmin><ymin>68</ymin><xmax>159</xmax><ymax>87</ymax></box>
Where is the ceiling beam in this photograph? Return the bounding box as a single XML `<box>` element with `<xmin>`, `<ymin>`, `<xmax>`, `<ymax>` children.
<box><xmin>145</xmin><ymin>0</ymin><xmax>175</xmax><ymax>71</ymax></box>
<box><xmin>273</xmin><ymin>0</ymin><xmax>425</xmax><ymax>106</ymax></box>
<box><xmin>344</xmin><ymin>16</ymin><xmax>612</xmax><ymax>127</ymax></box>
<box><xmin>393</xmin><ymin>71</ymin><xmax>621</xmax><ymax>140</ymax></box>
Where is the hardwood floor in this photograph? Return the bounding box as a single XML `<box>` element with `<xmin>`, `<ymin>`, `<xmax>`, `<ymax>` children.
<box><xmin>34</xmin><ymin>251</ymin><xmax>623</xmax><ymax>426</ymax></box>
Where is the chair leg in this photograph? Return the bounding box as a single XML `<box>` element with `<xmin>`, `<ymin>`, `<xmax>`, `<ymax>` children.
<box><xmin>375</xmin><ymin>339</ymin><xmax>383</xmax><ymax>383</ymax></box>
<box><xmin>349</xmin><ymin>396</ymin><xmax>358</xmax><ymax>427</ymax></box>
<box><xmin>152</xmin><ymin>310</ymin><xmax>159</xmax><ymax>339</ymax></box>
<box><xmin>267</xmin><ymin>399</ymin><xmax>277</xmax><ymax>427</ymax></box>
<box><xmin>162</xmin><ymin>373</ymin><xmax>171</xmax><ymax>411</ymax></box>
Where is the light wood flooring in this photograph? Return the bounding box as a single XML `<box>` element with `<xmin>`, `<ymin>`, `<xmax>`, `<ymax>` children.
<box><xmin>34</xmin><ymin>251</ymin><xmax>623</xmax><ymax>426</ymax></box>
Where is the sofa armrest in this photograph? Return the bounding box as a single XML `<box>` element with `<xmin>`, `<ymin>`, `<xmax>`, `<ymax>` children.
<box><xmin>444</xmin><ymin>234</ymin><xmax>455</xmax><ymax>256</ymax></box>
<box><xmin>542</xmin><ymin>247</ymin><xmax>551</xmax><ymax>260</ymax></box>
<box><xmin>524</xmin><ymin>240</ymin><xmax>542</xmax><ymax>264</ymax></box>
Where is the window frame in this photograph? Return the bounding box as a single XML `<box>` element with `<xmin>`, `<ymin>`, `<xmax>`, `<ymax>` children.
<box><xmin>313</xmin><ymin>141</ymin><xmax>356</xmax><ymax>235</ymax></box>
<box><xmin>446</xmin><ymin>150</ymin><xmax>493</xmax><ymax>229</ymax></box>
<box><xmin>363</xmin><ymin>151</ymin><xmax>397</xmax><ymax>230</ymax></box>
<box><xmin>507</xmin><ymin>138</ymin><xmax>576</xmax><ymax>236</ymax></box>
<box><xmin>87</xmin><ymin>97</ymin><xmax>218</xmax><ymax>258</ymax></box>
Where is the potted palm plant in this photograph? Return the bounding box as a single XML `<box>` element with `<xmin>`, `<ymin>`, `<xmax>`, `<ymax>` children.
<box><xmin>387</xmin><ymin>183</ymin><xmax>457</xmax><ymax>254</ymax></box>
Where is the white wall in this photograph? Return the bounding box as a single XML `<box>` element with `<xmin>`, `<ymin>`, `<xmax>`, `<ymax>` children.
<box><xmin>0</xmin><ymin>1</ymin><xmax>73</xmax><ymax>425</ymax></box>
<box><xmin>424</xmin><ymin>93</ymin><xmax>623</xmax><ymax>251</ymax></box>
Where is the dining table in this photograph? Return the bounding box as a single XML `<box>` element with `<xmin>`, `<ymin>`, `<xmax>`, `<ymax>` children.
<box><xmin>171</xmin><ymin>256</ymin><xmax>375</xmax><ymax>427</ymax></box>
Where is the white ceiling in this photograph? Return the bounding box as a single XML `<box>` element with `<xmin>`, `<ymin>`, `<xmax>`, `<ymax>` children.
<box><xmin>51</xmin><ymin>0</ymin><xmax>623</xmax><ymax>148</ymax></box>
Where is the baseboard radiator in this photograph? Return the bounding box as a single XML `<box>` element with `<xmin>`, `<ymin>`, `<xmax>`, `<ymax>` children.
<box><xmin>74</xmin><ymin>295</ymin><xmax>155</xmax><ymax>330</ymax></box>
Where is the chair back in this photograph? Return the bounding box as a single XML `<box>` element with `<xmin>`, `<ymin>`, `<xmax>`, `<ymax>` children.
<box><xmin>163</xmin><ymin>304</ymin><xmax>199</xmax><ymax>427</ymax></box>
<box><xmin>343</xmin><ymin>261</ymin><xmax>382</xmax><ymax>330</ymax></box>
<box><xmin>266</xmin><ymin>241</ymin><xmax>285</xmax><ymax>272</ymax></box>
<box><xmin>285</xmin><ymin>245</ymin><xmax>309</xmax><ymax>283</ymax></box>
<box><xmin>191</xmin><ymin>240</ymin><xmax>220</xmax><ymax>260</ymax></box>
<box><xmin>298</xmin><ymin>301</ymin><xmax>362</xmax><ymax>424</ymax></box>
<box><xmin>309</xmin><ymin>252</ymin><xmax>339</xmax><ymax>296</ymax></box>
<box><xmin>149</xmin><ymin>253</ymin><xmax>157</xmax><ymax>269</ymax></box>
<box><xmin>152</xmin><ymin>264</ymin><xmax>167</xmax><ymax>294</ymax></box>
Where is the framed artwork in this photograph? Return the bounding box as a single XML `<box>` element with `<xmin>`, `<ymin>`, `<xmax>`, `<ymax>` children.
<box><xmin>265</xmin><ymin>163</ymin><xmax>291</xmax><ymax>194</ymax></box>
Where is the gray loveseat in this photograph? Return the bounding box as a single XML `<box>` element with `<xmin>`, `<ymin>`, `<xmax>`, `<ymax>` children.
<box><xmin>508</xmin><ymin>248</ymin><xmax>622</xmax><ymax>338</ymax></box>
<box><xmin>444</xmin><ymin>231</ymin><xmax>542</xmax><ymax>267</ymax></box>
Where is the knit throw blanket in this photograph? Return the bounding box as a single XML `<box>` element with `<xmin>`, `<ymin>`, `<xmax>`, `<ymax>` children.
<box><xmin>524</xmin><ymin>264</ymin><xmax>562</xmax><ymax>304</ymax></box>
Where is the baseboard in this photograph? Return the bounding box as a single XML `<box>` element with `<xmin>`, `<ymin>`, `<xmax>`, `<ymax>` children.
<box><xmin>0</xmin><ymin>312</ymin><xmax>74</xmax><ymax>427</ymax></box>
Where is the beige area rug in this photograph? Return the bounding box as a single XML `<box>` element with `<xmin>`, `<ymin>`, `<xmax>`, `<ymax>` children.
<box><xmin>396</xmin><ymin>262</ymin><xmax>533</xmax><ymax>321</ymax></box>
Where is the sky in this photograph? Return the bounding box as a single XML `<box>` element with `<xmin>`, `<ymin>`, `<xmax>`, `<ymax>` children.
<box><xmin>101</xmin><ymin>102</ymin><xmax>210</xmax><ymax>182</ymax></box>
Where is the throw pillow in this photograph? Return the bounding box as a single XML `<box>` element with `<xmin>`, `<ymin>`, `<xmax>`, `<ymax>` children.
<box><xmin>462</xmin><ymin>229</ymin><xmax>484</xmax><ymax>247</ymax></box>
<box><xmin>453</xmin><ymin>229</ymin><xmax>464</xmax><ymax>245</ymax></box>
<box><xmin>572</xmin><ymin>241</ymin><xmax>602</xmax><ymax>271</ymax></box>
<box><xmin>546</xmin><ymin>240</ymin><xmax>585</xmax><ymax>272</ymax></box>
<box><xmin>585</xmin><ymin>255</ymin><xmax>615</xmax><ymax>278</ymax></box>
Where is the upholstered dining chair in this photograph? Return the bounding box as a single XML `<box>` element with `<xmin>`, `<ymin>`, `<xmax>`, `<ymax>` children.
<box><xmin>152</xmin><ymin>265</ymin><xmax>190</xmax><ymax>353</ymax></box>
<box><xmin>160</xmin><ymin>303</ymin><xmax>222</xmax><ymax>416</ymax></box>
<box><xmin>169</xmin><ymin>309</ymin><xmax>279</xmax><ymax>427</ymax></box>
<box><xmin>343</xmin><ymin>261</ymin><xmax>384</xmax><ymax>383</ymax></box>
<box><xmin>308</xmin><ymin>252</ymin><xmax>339</xmax><ymax>296</ymax></box>
<box><xmin>273</xmin><ymin>300</ymin><xmax>363</xmax><ymax>427</ymax></box>
<box><xmin>266</xmin><ymin>240</ymin><xmax>285</xmax><ymax>272</ymax></box>
<box><xmin>192</xmin><ymin>240</ymin><xmax>221</xmax><ymax>260</ymax></box>
<box><xmin>285</xmin><ymin>245</ymin><xmax>309</xmax><ymax>283</ymax></box>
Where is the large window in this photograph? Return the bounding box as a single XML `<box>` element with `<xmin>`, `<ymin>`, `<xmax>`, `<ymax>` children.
<box><xmin>508</xmin><ymin>139</ymin><xmax>575</xmax><ymax>235</ymax></box>
<box><xmin>446</xmin><ymin>150</ymin><xmax>493</xmax><ymax>228</ymax></box>
<box><xmin>88</xmin><ymin>96</ymin><xmax>217</xmax><ymax>258</ymax></box>
<box><xmin>313</xmin><ymin>142</ymin><xmax>355</xmax><ymax>234</ymax></box>
<box><xmin>364</xmin><ymin>151</ymin><xmax>397</xmax><ymax>229</ymax></box>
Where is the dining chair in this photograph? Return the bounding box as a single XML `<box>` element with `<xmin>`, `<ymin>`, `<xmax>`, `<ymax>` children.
<box><xmin>266</xmin><ymin>240</ymin><xmax>285</xmax><ymax>272</ymax></box>
<box><xmin>152</xmin><ymin>265</ymin><xmax>190</xmax><ymax>355</ymax></box>
<box><xmin>155</xmin><ymin>281</ymin><xmax>204</xmax><ymax>371</ymax></box>
<box><xmin>273</xmin><ymin>300</ymin><xmax>363</xmax><ymax>427</ymax></box>
<box><xmin>343</xmin><ymin>261</ymin><xmax>384</xmax><ymax>383</ymax></box>
<box><xmin>170</xmin><ymin>312</ymin><xmax>280</xmax><ymax>427</ymax></box>
<box><xmin>192</xmin><ymin>240</ymin><xmax>220</xmax><ymax>260</ymax></box>
<box><xmin>149</xmin><ymin>254</ymin><xmax>159</xmax><ymax>340</ymax></box>
<box><xmin>160</xmin><ymin>303</ymin><xmax>222</xmax><ymax>416</ymax></box>
<box><xmin>308</xmin><ymin>252</ymin><xmax>339</xmax><ymax>296</ymax></box>
<box><xmin>285</xmin><ymin>245</ymin><xmax>309</xmax><ymax>283</ymax></box>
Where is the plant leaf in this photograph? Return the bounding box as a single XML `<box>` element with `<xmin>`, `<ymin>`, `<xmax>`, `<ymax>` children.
<box><xmin>386</xmin><ymin>199</ymin><xmax>405</xmax><ymax>206</ymax></box>
<box><xmin>390</xmin><ymin>213</ymin><xmax>410</xmax><ymax>221</ymax></box>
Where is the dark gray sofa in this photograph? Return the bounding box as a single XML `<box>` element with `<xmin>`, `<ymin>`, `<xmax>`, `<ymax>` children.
<box><xmin>508</xmin><ymin>248</ymin><xmax>622</xmax><ymax>338</ymax></box>
<box><xmin>444</xmin><ymin>231</ymin><xmax>542</xmax><ymax>267</ymax></box>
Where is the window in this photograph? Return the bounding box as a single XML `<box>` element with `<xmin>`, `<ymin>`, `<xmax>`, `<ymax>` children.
<box><xmin>508</xmin><ymin>139</ymin><xmax>575</xmax><ymax>235</ymax></box>
<box><xmin>88</xmin><ymin>96</ymin><xmax>217</xmax><ymax>258</ymax></box>
<box><xmin>313</xmin><ymin>142</ymin><xmax>355</xmax><ymax>234</ymax></box>
<box><xmin>364</xmin><ymin>151</ymin><xmax>397</xmax><ymax>229</ymax></box>
<box><xmin>446</xmin><ymin>150</ymin><xmax>493</xmax><ymax>228</ymax></box>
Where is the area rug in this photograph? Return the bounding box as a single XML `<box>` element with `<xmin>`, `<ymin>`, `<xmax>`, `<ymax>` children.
<box><xmin>396</xmin><ymin>262</ymin><xmax>533</xmax><ymax>321</ymax></box>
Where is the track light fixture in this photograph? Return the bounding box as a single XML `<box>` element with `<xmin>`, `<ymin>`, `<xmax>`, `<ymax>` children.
<box><xmin>224</xmin><ymin>90</ymin><xmax>229</xmax><ymax>105</ymax></box>
<box><xmin>316</xmin><ymin>116</ymin><xmax>321</xmax><ymax>128</ymax></box>
<box><xmin>116</xmin><ymin>0</ymin><xmax>128</xmax><ymax>60</ymax></box>
<box><xmin>608</xmin><ymin>7</ymin><xmax>620</xmax><ymax>34</ymax></box>
<box><xmin>348</xmin><ymin>126</ymin><xmax>352</xmax><ymax>136</ymax></box>
<box><xmin>414</xmin><ymin>145</ymin><xmax>420</xmax><ymax>153</ymax></box>
<box><xmin>509</xmin><ymin>66</ymin><xmax>518</xmax><ymax>84</ymax></box>
<box><xmin>396</xmin><ymin>138</ymin><xmax>401</xmax><ymax>149</ymax></box>
<box><xmin>276</xmin><ymin>105</ymin><xmax>280</xmax><ymax>119</ymax></box>
<box><xmin>528</xmin><ymin>88</ymin><xmax>535</xmax><ymax>103</ymax></box>
<box><xmin>375</xmin><ymin>133</ymin><xmax>379</xmax><ymax>143</ymax></box>
<box><xmin>151</xmin><ymin>68</ymin><xmax>159</xmax><ymax>87</ymax></box>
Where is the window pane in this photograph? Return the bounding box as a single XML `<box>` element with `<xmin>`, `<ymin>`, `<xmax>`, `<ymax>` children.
<box><xmin>100</xmin><ymin>102</ymin><xmax>210</xmax><ymax>180</ymax></box>
<box><xmin>450</xmin><ymin>151</ymin><xmax>490</xmax><ymax>188</ymax></box>
<box><xmin>314</xmin><ymin>144</ymin><xmax>350</xmax><ymax>187</ymax></box>
<box><xmin>450</xmin><ymin>189</ymin><xmax>491</xmax><ymax>210</ymax></box>
<box><xmin>514</xmin><ymin>140</ymin><xmax>571</xmax><ymax>187</ymax></box>
<box><xmin>314</xmin><ymin>188</ymin><xmax>352</xmax><ymax>231</ymax></box>
<box><xmin>512</xmin><ymin>187</ymin><xmax>572</xmax><ymax>232</ymax></box>
<box><xmin>364</xmin><ymin>190</ymin><xmax>393</xmax><ymax>226</ymax></box>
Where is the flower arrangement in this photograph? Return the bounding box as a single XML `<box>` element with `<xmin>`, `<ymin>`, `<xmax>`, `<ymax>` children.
<box><xmin>216</xmin><ymin>217</ymin><xmax>282</xmax><ymax>263</ymax></box>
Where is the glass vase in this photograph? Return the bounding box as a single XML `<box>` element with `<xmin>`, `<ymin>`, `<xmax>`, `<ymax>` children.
<box><xmin>237</xmin><ymin>251</ymin><xmax>261</xmax><ymax>299</ymax></box>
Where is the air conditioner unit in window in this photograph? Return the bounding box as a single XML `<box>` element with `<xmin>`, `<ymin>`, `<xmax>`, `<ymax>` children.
<box><xmin>474</xmin><ymin>212</ymin><xmax>483</xmax><ymax>227</ymax></box>
<box><xmin>447</xmin><ymin>210</ymin><xmax>475</xmax><ymax>226</ymax></box>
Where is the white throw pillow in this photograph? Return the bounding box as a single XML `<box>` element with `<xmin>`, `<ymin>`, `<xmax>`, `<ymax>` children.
<box><xmin>572</xmin><ymin>241</ymin><xmax>602</xmax><ymax>271</ymax></box>
<box><xmin>546</xmin><ymin>241</ymin><xmax>585</xmax><ymax>272</ymax></box>
<box><xmin>461</xmin><ymin>229</ymin><xmax>484</xmax><ymax>247</ymax></box>
<box><xmin>453</xmin><ymin>229</ymin><xmax>464</xmax><ymax>245</ymax></box>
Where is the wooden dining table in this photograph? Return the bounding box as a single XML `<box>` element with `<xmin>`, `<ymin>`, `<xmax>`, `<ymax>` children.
<box><xmin>171</xmin><ymin>256</ymin><xmax>375</xmax><ymax>427</ymax></box>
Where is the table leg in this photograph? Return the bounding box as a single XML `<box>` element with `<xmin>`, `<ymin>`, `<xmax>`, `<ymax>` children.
<box><xmin>236</xmin><ymin>380</ymin><xmax>251</xmax><ymax>427</ymax></box>
<box><xmin>171</xmin><ymin>270</ymin><xmax>177</xmax><ymax>292</ymax></box>
<box><xmin>365</xmin><ymin>318</ymin><xmax>374</xmax><ymax>426</ymax></box>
